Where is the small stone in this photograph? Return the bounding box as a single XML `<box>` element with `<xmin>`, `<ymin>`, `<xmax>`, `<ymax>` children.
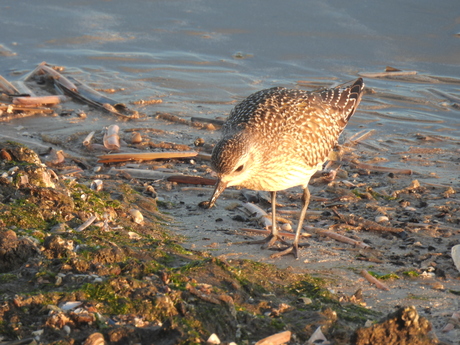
<box><xmin>375</xmin><ymin>215</ymin><xmax>389</xmax><ymax>223</ymax></box>
<box><xmin>129</xmin><ymin>209</ymin><xmax>144</xmax><ymax>224</ymax></box>
<box><xmin>280</xmin><ymin>223</ymin><xmax>292</xmax><ymax>231</ymax></box>
<box><xmin>63</xmin><ymin>325</ymin><xmax>71</xmax><ymax>335</ymax></box>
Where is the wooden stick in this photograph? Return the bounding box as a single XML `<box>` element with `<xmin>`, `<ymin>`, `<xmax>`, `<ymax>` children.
<box><xmin>191</xmin><ymin>117</ymin><xmax>225</xmax><ymax>126</ymax></box>
<box><xmin>12</xmin><ymin>95</ymin><xmax>68</xmax><ymax>106</ymax></box>
<box><xmin>240</xmin><ymin>228</ymin><xmax>311</xmax><ymax>239</ymax></box>
<box><xmin>98</xmin><ymin>151</ymin><xmax>197</xmax><ymax>163</ymax></box>
<box><xmin>360</xmin><ymin>270</ymin><xmax>390</xmax><ymax>291</ymax></box>
<box><xmin>108</xmin><ymin>167</ymin><xmax>180</xmax><ymax>180</ymax></box>
<box><xmin>317</xmin><ymin>230</ymin><xmax>371</xmax><ymax>249</ymax></box>
<box><xmin>166</xmin><ymin>175</ymin><xmax>216</xmax><ymax>186</ymax></box>
<box><xmin>333</xmin><ymin>212</ymin><xmax>404</xmax><ymax>234</ymax></box>
<box><xmin>359</xmin><ymin>71</ymin><xmax>417</xmax><ymax>78</ymax></box>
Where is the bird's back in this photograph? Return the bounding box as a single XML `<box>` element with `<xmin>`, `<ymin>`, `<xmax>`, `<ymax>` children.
<box><xmin>223</xmin><ymin>78</ymin><xmax>364</xmax><ymax>169</ymax></box>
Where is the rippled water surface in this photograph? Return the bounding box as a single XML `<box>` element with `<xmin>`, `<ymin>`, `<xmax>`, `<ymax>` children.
<box><xmin>2</xmin><ymin>0</ymin><xmax>460</xmax><ymax>137</ymax></box>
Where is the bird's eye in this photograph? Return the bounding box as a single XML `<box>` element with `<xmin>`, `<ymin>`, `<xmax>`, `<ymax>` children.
<box><xmin>235</xmin><ymin>164</ymin><xmax>244</xmax><ymax>172</ymax></box>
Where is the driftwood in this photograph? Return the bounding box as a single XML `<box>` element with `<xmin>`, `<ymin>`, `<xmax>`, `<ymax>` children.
<box><xmin>166</xmin><ymin>175</ymin><xmax>216</xmax><ymax>186</ymax></box>
<box><xmin>156</xmin><ymin>112</ymin><xmax>204</xmax><ymax>128</ymax></box>
<box><xmin>240</xmin><ymin>228</ymin><xmax>311</xmax><ymax>239</ymax></box>
<box><xmin>98</xmin><ymin>151</ymin><xmax>197</xmax><ymax>163</ymax></box>
<box><xmin>191</xmin><ymin>116</ymin><xmax>225</xmax><ymax>126</ymax></box>
<box><xmin>359</xmin><ymin>70</ymin><xmax>417</xmax><ymax>78</ymax></box>
<box><xmin>30</xmin><ymin>62</ymin><xmax>136</xmax><ymax>119</ymax></box>
<box><xmin>108</xmin><ymin>167</ymin><xmax>179</xmax><ymax>180</ymax></box>
<box><xmin>335</xmin><ymin>212</ymin><xmax>404</xmax><ymax>234</ymax></box>
<box><xmin>316</xmin><ymin>230</ymin><xmax>370</xmax><ymax>249</ymax></box>
<box><xmin>12</xmin><ymin>95</ymin><xmax>68</xmax><ymax>106</ymax></box>
<box><xmin>360</xmin><ymin>270</ymin><xmax>390</xmax><ymax>291</ymax></box>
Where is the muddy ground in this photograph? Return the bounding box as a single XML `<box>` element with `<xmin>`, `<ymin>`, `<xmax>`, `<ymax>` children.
<box><xmin>0</xmin><ymin>74</ymin><xmax>459</xmax><ymax>344</ymax></box>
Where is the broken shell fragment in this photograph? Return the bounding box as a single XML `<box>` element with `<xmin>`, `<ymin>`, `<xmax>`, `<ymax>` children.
<box><xmin>206</xmin><ymin>333</ymin><xmax>221</xmax><ymax>345</ymax></box>
<box><xmin>103</xmin><ymin>125</ymin><xmax>120</xmax><ymax>150</ymax></box>
<box><xmin>90</xmin><ymin>179</ymin><xmax>103</xmax><ymax>192</ymax></box>
<box><xmin>375</xmin><ymin>215</ymin><xmax>389</xmax><ymax>223</ymax></box>
<box><xmin>129</xmin><ymin>209</ymin><xmax>144</xmax><ymax>224</ymax></box>
<box><xmin>83</xmin><ymin>333</ymin><xmax>106</xmax><ymax>345</ymax></box>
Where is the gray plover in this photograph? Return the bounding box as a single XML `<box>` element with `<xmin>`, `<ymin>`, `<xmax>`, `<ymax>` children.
<box><xmin>201</xmin><ymin>78</ymin><xmax>364</xmax><ymax>259</ymax></box>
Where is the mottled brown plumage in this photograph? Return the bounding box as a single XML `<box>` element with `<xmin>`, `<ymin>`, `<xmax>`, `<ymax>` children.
<box><xmin>202</xmin><ymin>78</ymin><xmax>364</xmax><ymax>258</ymax></box>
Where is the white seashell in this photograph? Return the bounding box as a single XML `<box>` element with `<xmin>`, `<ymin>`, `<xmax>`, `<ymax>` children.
<box><xmin>83</xmin><ymin>332</ymin><xmax>106</xmax><ymax>345</ymax></box>
<box><xmin>60</xmin><ymin>301</ymin><xmax>83</xmax><ymax>311</ymax></box>
<box><xmin>128</xmin><ymin>231</ymin><xmax>142</xmax><ymax>240</ymax></box>
<box><xmin>103</xmin><ymin>125</ymin><xmax>120</xmax><ymax>150</ymax></box>
<box><xmin>452</xmin><ymin>244</ymin><xmax>460</xmax><ymax>273</ymax></box>
<box><xmin>91</xmin><ymin>179</ymin><xmax>103</xmax><ymax>192</ymax></box>
<box><xmin>280</xmin><ymin>223</ymin><xmax>292</xmax><ymax>231</ymax></box>
<box><xmin>129</xmin><ymin>209</ymin><xmax>144</xmax><ymax>224</ymax></box>
<box><xmin>207</xmin><ymin>334</ymin><xmax>221</xmax><ymax>345</ymax></box>
<box><xmin>307</xmin><ymin>326</ymin><xmax>329</xmax><ymax>345</ymax></box>
<box><xmin>375</xmin><ymin>215</ymin><xmax>389</xmax><ymax>223</ymax></box>
<box><xmin>32</xmin><ymin>329</ymin><xmax>44</xmax><ymax>336</ymax></box>
<box><xmin>299</xmin><ymin>297</ymin><xmax>312</xmax><ymax>305</ymax></box>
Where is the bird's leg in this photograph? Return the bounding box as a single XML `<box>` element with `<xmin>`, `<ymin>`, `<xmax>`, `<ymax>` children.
<box><xmin>243</xmin><ymin>191</ymin><xmax>288</xmax><ymax>247</ymax></box>
<box><xmin>262</xmin><ymin>191</ymin><xmax>280</xmax><ymax>248</ymax></box>
<box><xmin>271</xmin><ymin>187</ymin><xmax>310</xmax><ymax>259</ymax></box>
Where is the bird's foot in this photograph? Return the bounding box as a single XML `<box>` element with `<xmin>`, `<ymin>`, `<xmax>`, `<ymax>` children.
<box><xmin>270</xmin><ymin>242</ymin><xmax>309</xmax><ymax>260</ymax></box>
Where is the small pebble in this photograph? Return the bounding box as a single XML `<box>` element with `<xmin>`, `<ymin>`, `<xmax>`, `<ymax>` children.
<box><xmin>63</xmin><ymin>325</ymin><xmax>71</xmax><ymax>335</ymax></box>
<box><xmin>280</xmin><ymin>223</ymin><xmax>292</xmax><ymax>231</ymax></box>
<box><xmin>375</xmin><ymin>215</ymin><xmax>389</xmax><ymax>223</ymax></box>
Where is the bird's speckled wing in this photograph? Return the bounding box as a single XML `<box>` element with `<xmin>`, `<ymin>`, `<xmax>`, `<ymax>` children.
<box><xmin>222</xmin><ymin>79</ymin><xmax>364</xmax><ymax>168</ymax></box>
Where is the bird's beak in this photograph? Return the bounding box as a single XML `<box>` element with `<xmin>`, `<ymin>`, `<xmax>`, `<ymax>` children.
<box><xmin>201</xmin><ymin>178</ymin><xmax>228</xmax><ymax>209</ymax></box>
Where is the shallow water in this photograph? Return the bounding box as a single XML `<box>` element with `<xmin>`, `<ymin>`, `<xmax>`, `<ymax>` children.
<box><xmin>1</xmin><ymin>0</ymin><xmax>460</xmax><ymax>137</ymax></box>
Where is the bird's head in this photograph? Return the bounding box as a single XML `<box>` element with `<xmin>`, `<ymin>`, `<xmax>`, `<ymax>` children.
<box><xmin>201</xmin><ymin>132</ymin><xmax>260</xmax><ymax>209</ymax></box>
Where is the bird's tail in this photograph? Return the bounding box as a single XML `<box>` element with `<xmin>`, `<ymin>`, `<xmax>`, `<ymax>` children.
<box><xmin>320</xmin><ymin>77</ymin><xmax>365</xmax><ymax>122</ymax></box>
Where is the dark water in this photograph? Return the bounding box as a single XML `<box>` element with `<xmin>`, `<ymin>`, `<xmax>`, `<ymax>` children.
<box><xmin>1</xmin><ymin>0</ymin><xmax>460</xmax><ymax>136</ymax></box>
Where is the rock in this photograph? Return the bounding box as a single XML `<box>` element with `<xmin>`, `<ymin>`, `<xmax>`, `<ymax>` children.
<box><xmin>353</xmin><ymin>306</ymin><xmax>436</xmax><ymax>345</ymax></box>
<box><xmin>451</xmin><ymin>244</ymin><xmax>460</xmax><ymax>273</ymax></box>
<box><xmin>0</xmin><ymin>230</ymin><xmax>41</xmax><ymax>272</ymax></box>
